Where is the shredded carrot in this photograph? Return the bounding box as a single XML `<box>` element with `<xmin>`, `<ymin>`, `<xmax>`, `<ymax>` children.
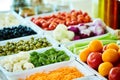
<box><xmin>25</xmin><ymin>66</ymin><xmax>84</xmax><ymax>80</ymax></box>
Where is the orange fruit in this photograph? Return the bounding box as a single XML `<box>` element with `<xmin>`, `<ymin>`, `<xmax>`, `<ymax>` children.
<box><xmin>118</xmin><ymin>48</ymin><xmax>120</xmax><ymax>56</ymax></box>
<box><xmin>102</xmin><ymin>49</ymin><xmax>119</xmax><ymax>63</ymax></box>
<box><xmin>98</xmin><ymin>62</ymin><xmax>113</xmax><ymax>77</ymax></box>
<box><xmin>79</xmin><ymin>48</ymin><xmax>91</xmax><ymax>62</ymax></box>
<box><xmin>88</xmin><ymin>40</ymin><xmax>103</xmax><ymax>52</ymax></box>
<box><xmin>106</xmin><ymin>43</ymin><xmax>119</xmax><ymax>51</ymax></box>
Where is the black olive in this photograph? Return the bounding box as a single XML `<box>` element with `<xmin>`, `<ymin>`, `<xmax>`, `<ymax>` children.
<box><xmin>0</xmin><ymin>25</ymin><xmax>37</xmax><ymax>41</ymax></box>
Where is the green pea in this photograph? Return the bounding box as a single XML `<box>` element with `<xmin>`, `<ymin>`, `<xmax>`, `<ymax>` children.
<box><xmin>26</xmin><ymin>47</ymin><xmax>29</xmax><ymax>51</ymax></box>
<box><xmin>36</xmin><ymin>43</ymin><xmax>41</xmax><ymax>48</ymax></box>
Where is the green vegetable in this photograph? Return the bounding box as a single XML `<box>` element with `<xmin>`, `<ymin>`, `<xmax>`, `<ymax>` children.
<box><xmin>73</xmin><ymin>45</ymin><xmax>88</xmax><ymax>55</ymax></box>
<box><xmin>0</xmin><ymin>37</ymin><xmax>52</xmax><ymax>56</ymax></box>
<box><xmin>29</xmin><ymin>48</ymin><xmax>70</xmax><ymax>67</ymax></box>
<box><xmin>67</xmin><ymin>32</ymin><xmax>118</xmax><ymax>54</ymax></box>
<box><xmin>97</xmin><ymin>33</ymin><xmax>118</xmax><ymax>40</ymax></box>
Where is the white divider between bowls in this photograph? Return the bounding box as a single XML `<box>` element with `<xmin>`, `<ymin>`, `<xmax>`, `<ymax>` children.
<box><xmin>75</xmin><ymin>56</ymin><xmax>107</xmax><ymax>80</ymax></box>
<box><xmin>5</xmin><ymin>59</ymin><xmax>95</xmax><ymax>80</ymax></box>
<box><xmin>0</xmin><ymin>46</ymin><xmax>74</xmax><ymax>79</ymax></box>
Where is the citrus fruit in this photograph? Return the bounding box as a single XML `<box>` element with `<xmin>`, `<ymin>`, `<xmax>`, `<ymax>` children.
<box><xmin>118</xmin><ymin>48</ymin><xmax>120</xmax><ymax>56</ymax></box>
<box><xmin>106</xmin><ymin>43</ymin><xmax>119</xmax><ymax>51</ymax></box>
<box><xmin>88</xmin><ymin>40</ymin><xmax>103</xmax><ymax>52</ymax></box>
<box><xmin>79</xmin><ymin>48</ymin><xmax>91</xmax><ymax>62</ymax></box>
<box><xmin>98</xmin><ymin>62</ymin><xmax>113</xmax><ymax>77</ymax></box>
<box><xmin>102</xmin><ymin>49</ymin><xmax>119</xmax><ymax>63</ymax></box>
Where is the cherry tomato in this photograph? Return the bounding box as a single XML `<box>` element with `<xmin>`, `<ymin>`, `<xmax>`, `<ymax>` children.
<box><xmin>84</xmin><ymin>15</ymin><xmax>91</xmax><ymax>22</ymax></box>
<box><xmin>57</xmin><ymin>15</ymin><xmax>65</xmax><ymax>20</ymax></box>
<box><xmin>71</xmin><ymin>11</ymin><xmax>77</xmax><ymax>17</ymax></box>
<box><xmin>77</xmin><ymin>10</ymin><xmax>83</xmax><ymax>15</ymax></box>
<box><xmin>71</xmin><ymin>16</ymin><xmax>77</xmax><ymax>21</ymax></box>
<box><xmin>51</xmin><ymin>14</ymin><xmax>57</xmax><ymax>18</ymax></box>
<box><xmin>70</xmin><ymin>10</ymin><xmax>76</xmax><ymax>13</ymax></box>
<box><xmin>83</xmin><ymin>12</ymin><xmax>88</xmax><ymax>17</ymax></box>
<box><xmin>65</xmin><ymin>18</ymin><xmax>71</xmax><ymax>25</ymax></box>
<box><xmin>34</xmin><ymin>20</ymin><xmax>41</xmax><ymax>26</ymax></box>
<box><xmin>42</xmin><ymin>23</ymin><xmax>49</xmax><ymax>28</ymax></box>
<box><xmin>31</xmin><ymin>10</ymin><xmax>91</xmax><ymax>31</ymax></box>
<box><xmin>87</xmin><ymin>52</ymin><xmax>103</xmax><ymax>69</ymax></box>
<box><xmin>31</xmin><ymin>17</ymin><xmax>35</xmax><ymax>21</ymax></box>
<box><xmin>55</xmin><ymin>19</ymin><xmax>61</xmax><ymax>24</ymax></box>
<box><xmin>109</xmin><ymin>67</ymin><xmax>120</xmax><ymax>80</ymax></box>
<box><xmin>77</xmin><ymin>18</ymin><xmax>83</xmax><ymax>23</ymax></box>
<box><xmin>49</xmin><ymin>22</ymin><xmax>57</xmax><ymax>30</ymax></box>
<box><xmin>37</xmin><ymin>16</ymin><xmax>42</xmax><ymax>19</ymax></box>
<box><xmin>59</xmin><ymin>21</ymin><xmax>65</xmax><ymax>24</ymax></box>
<box><xmin>39</xmin><ymin>19</ymin><xmax>46</xmax><ymax>24</ymax></box>
<box><xmin>60</xmin><ymin>12</ymin><xmax>66</xmax><ymax>17</ymax></box>
<box><xmin>43</xmin><ymin>16</ymin><xmax>51</xmax><ymax>20</ymax></box>
<box><xmin>65</xmin><ymin>13</ymin><xmax>71</xmax><ymax>18</ymax></box>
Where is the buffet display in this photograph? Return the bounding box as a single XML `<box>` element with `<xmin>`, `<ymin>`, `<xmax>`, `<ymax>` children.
<box><xmin>0</xmin><ymin>10</ymin><xmax>119</xmax><ymax>80</ymax></box>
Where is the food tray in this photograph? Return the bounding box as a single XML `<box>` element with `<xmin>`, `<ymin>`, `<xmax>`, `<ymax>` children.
<box><xmin>75</xmin><ymin>57</ymin><xmax>107</xmax><ymax>80</ymax></box>
<box><xmin>0</xmin><ymin>11</ymin><xmax>45</xmax><ymax>41</ymax></box>
<box><xmin>0</xmin><ymin>34</ymin><xmax>58</xmax><ymax>57</ymax></box>
<box><xmin>74</xmin><ymin>75</ymin><xmax>106</xmax><ymax>80</ymax></box>
<box><xmin>48</xmin><ymin>25</ymin><xmax>115</xmax><ymax>45</ymax></box>
<box><xmin>21</xmin><ymin>16</ymin><xmax>44</xmax><ymax>33</ymax></box>
<box><xmin>0</xmin><ymin>11</ymin><xmax>23</xmax><ymax>28</ymax></box>
<box><xmin>0</xmin><ymin>46</ymin><xmax>73</xmax><ymax>79</ymax></box>
<box><xmin>0</xmin><ymin>11</ymin><xmax>43</xmax><ymax>33</ymax></box>
<box><xmin>25</xmin><ymin>11</ymin><xmax>66</xmax><ymax>34</ymax></box>
<box><xmin>1</xmin><ymin>59</ymin><xmax>96</xmax><ymax>80</ymax></box>
<box><xmin>16</xmin><ymin>18</ymin><xmax>43</xmax><ymax>34</ymax></box>
<box><xmin>64</xmin><ymin>27</ymin><xmax>114</xmax><ymax>46</ymax></box>
<box><xmin>25</xmin><ymin>10</ymin><xmax>92</xmax><ymax>32</ymax></box>
<box><xmin>26</xmin><ymin>10</ymin><xmax>115</xmax><ymax>44</ymax></box>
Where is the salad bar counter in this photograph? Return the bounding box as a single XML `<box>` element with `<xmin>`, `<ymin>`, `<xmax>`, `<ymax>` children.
<box><xmin>0</xmin><ymin>10</ymin><xmax>120</xmax><ymax>80</ymax></box>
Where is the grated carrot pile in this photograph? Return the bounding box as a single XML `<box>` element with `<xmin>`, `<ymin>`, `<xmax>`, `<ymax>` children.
<box><xmin>25</xmin><ymin>66</ymin><xmax>84</xmax><ymax>80</ymax></box>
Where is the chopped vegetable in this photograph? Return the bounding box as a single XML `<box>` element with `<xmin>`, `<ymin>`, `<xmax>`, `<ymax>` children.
<box><xmin>67</xmin><ymin>33</ymin><xmax>118</xmax><ymax>55</ymax></box>
<box><xmin>73</xmin><ymin>35</ymin><xmax>81</xmax><ymax>40</ymax></box>
<box><xmin>25</xmin><ymin>66</ymin><xmax>84</xmax><ymax>80</ymax></box>
<box><xmin>0</xmin><ymin>52</ymin><xmax>34</xmax><ymax>72</ymax></box>
<box><xmin>29</xmin><ymin>48</ymin><xmax>70</xmax><ymax>67</ymax></box>
<box><xmin>53</xmin><ymin>24</ymin><xmax>74</xmax><ymax>42</ymax></box>
<box><xmin>68</xmin><ymin>26</ymin><xmax>80</xmax><ymax>34</ymax></box>
<box><xmin>68</xmin><ymin>40</ymin><xmax>117</xmax><ymax>55</ymax></box>
<box><xmin>67</xmin><ymin>19</ymin><xmax>108</xmax><ymax>41</ymax></box>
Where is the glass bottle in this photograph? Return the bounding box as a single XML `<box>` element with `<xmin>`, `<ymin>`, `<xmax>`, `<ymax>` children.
<box><xmin>11</xmin><ymin>0</ymin><xmax>28</xmax><ymax>13</ymax></box>
<box><xmin>117</xmin><ymin>0</ymin><xmax>120</xmax><ymax>29</ymax></box>
<box><xmin>92</xmin><ymin>0</ymin><xmax>119</xmax><ymax>29</ymax></box>
<box><xmin>91</xmin><ymin>0</ymin><xmax>105</xmax><ymax>21</ymax></box>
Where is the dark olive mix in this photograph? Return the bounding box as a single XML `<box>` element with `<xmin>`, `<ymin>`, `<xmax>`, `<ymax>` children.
<box><xmin>0</xmin><ymin>25</ymin><xmax>37</xmax><ymax>41</ymax></box>
<box><xmin>0</xmin><ymin>37</ymin><xmax>52</xmax><ymax>56</ymax></box>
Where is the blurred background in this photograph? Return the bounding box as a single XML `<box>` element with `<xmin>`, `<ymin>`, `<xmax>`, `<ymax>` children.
<box><xmin>0</xmin><ymin>0</ymin><xmax>92</xmax><ymax>15</ymax></box>
<box><xmin>0</xmin><ymin>0</ymin><xmax>120</xmax><ymax>29</ymax></box>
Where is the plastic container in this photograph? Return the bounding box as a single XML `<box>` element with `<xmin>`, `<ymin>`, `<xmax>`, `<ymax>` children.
<box><xmin>75</xmin><ymin>57</ymin><xmax>107</xmax><ymax>80</ymax></box>
<box><xmin>74</xmin><ymin>75</ymin><xmax>106</xmax><ymax>80</ymax></box>
<box><xmin>0</xmin><ymin>46</ymin><xmax>74</xmax><ymax>79</ymax></box>
<box><xmin>25</xmin><ymin>10</ymin><xmax>92</xmax><ymax>32</ymax></box>
<box><xmin>0</xmin><ymin>46</ymin><xmax>74</xmax><ymax>74</ymax></box>
<box><xmin>0</xmin><ymin>18</ymin><xmax>44</xmax><ymax>41</ymax></box>
<box><xmin>0</xmin><ymin>11</ymin><xmax>23</xmax><ymax>28</ymax></box>
<box><xmin>0</xmin><ymin>34</ymin><xmax>58</xmax><ymax>57</ymax></box>
<box><xmin>2</xmin><ymin>59</ymin><xmax>95</xmax><ymax>80</ymax></box>
<box><xmin>64</xmin><ymin>26</ymin><xmax>115</xmax><ymax>46</ymax></box>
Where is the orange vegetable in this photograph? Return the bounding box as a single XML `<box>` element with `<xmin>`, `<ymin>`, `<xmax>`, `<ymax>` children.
<box><xmin>25</xmin><ymin>66</ymin><xmax>84</xmax><ymax>80</ymax></box>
